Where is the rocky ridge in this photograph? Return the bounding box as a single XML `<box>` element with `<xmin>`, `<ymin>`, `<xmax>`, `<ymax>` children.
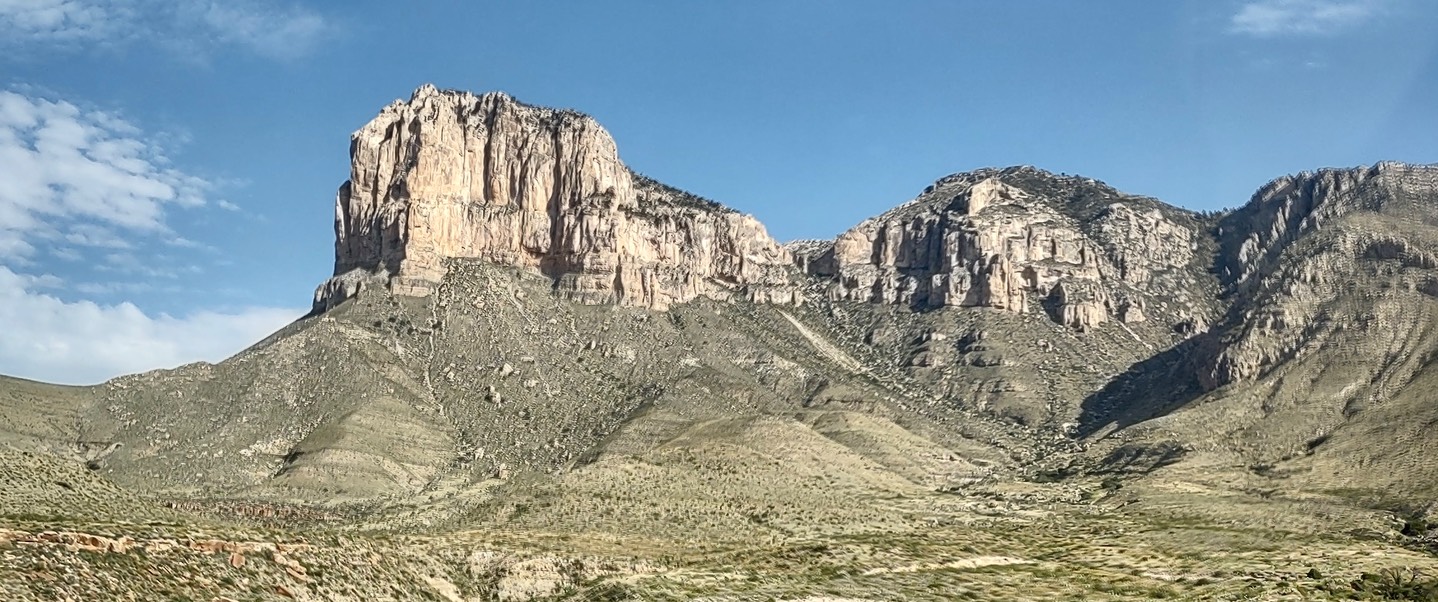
<box><xmin>793</xmin><ymin>168</ymin><xmax>1221</xmax><ymax>332</ymax></box>
<box><xmin>133</xmin><ymin>85</ymin><xmax>1438</xmax><ymax>488</ymax></box>
<box><xmin>1203</xmin><ymin>161</ymin><xmax>1438</xmax><ymax>388</ymax></box>
<box><xmin>304</xmin><ymin>86</ymin><xmax>1438</xmax><ymax>470</ymax></box>
<box><xmin>317</xmin><ymin>86</ymin><xmax>1232</xmax><ymax>338</ymax></box>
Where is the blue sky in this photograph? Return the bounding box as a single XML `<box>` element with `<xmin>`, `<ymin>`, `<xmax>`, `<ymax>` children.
<box><xmin>1</xmin><ymin>0</ymin><xmax>1435</xmax><ymax>384</ymax></box>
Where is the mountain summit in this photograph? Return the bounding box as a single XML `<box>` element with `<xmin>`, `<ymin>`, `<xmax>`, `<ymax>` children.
<box><xmin>317</xmin><ymin>84</ymin><xmax>794</xmax><ymax>312</ymax></box>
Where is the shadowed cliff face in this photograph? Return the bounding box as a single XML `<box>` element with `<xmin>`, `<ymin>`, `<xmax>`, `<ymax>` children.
<box><xmin>1067</xmin><ymin>162</ymin><xmax>1438</xmax><ymax>504</ymax></box>
<box><xmin>1204</xmin><ymin>162</ymin><xmax>1438</xmax><ymax>388</ymax></box>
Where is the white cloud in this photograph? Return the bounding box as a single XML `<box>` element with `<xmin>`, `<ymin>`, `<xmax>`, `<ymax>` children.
<box><xmin>0</xmin><ymin>265</ymin><xmax>302</xmax><ymax>385</ymax></box>
<box><xmin>0</xmin><ymin>88</ymin><xmax>302</xmax><ymax>386</ymax></box>
<box><xmin>1229</xmin><ymin>0</ymin><xmax>1383</xmax><ymax>36</ymax></box>
<box><xmin>0</xmin><ymin>90</ymin><xmax>208</xmax><ymax>262</ymax></box>
<box><xmin>0</xmin><ymin>0</ymin><xmax>330</xmax><ymax>59</ymax></box>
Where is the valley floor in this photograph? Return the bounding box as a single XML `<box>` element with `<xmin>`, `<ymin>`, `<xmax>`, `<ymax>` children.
<box><xmin>3</xmin><ymin>475</ymin><xmax>1436</xmax><ymax>601</ymax></box>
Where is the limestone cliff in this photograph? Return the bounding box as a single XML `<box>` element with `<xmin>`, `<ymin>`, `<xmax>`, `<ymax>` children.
<box><xmin>316</xmin><ymin>84</ymin><xmax>793</xmax><ymax>312</ymax></box>
<box><xmin>316</xmin><ymin>87</ymin><xmax>1223</xmax><ymax>337</ymax></box>
<box><xmin>793</xmin><ymin>167</ymin><xmax>1221</xmax><ymax>332</ymax></box>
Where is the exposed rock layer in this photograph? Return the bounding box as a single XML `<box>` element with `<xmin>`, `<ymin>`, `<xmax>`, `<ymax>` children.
<box><xmin>314</xmin><ymin>86</ymin><xmax>1438</xmax><ymax>420</ymax></box>
<box><xmin>1202</xmin><ymin>162</ymin><xmax>1438</xmax><ymax>388</ymax></box>
<box><xmin>318</xmin><ymin>85</ymin><xmax>793</xmax><ymax>311</ymax></box>
<box><xmin>318</xmin><ymin>88</ymin><xmax>1225</xmax><ymax>335</ymax></box>
<box><xmin>793</xmin><ymin>168</ymin><xmax>1219</xmax><ymax>332</ymax></box>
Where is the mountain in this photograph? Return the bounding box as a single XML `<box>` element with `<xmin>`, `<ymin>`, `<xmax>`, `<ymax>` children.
<box><xmin>1091</xmin><ymin>162</ymin><xmax>1438</xmax><ymax>505</ymax></box>
<box><xmin>317</xmin><ymin>84</ymin><xmax>794</xmax><ymax>312</ymax></box>
<box><xmin>3</xmin><ymin>85</ymin><xmax>1438</xmax><ymax>600</ymax></box>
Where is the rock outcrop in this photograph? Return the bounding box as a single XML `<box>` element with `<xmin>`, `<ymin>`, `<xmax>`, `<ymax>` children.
<box><xmin>316</xmin><ymin>85</ymin><xmax>794</xmax><ymax>312</ymax></box>
<box><xmin>793</xmin><ymin>168</ymin><xmax>1219</xmax><ymax>332</ymax></box>
<box><xmin>1201</xmin><ymin>162</ymin><xmax>1438</xmax><ymax>388</ymax></box>
<box><xmin>315</xmin><ymin>87</ymin><xmax>1222</xmax><ymax>336</ymax></box>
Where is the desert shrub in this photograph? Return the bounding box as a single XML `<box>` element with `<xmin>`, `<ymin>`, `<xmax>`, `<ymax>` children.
<box><xmin>1339</xmin><ymin>568</ymin><xmax>1438</xmax><ymax>601</ymax></box>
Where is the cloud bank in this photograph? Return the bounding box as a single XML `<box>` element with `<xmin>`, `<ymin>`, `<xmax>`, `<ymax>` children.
<box><xmin>0</xmin><ymin>88</ymin><xmax>302</xmax><ymax>385</ymax></box>
<box><xmin>0</xmin><ymin>266</ymin><xmax>302</xmax><ymax>385</ymax></box>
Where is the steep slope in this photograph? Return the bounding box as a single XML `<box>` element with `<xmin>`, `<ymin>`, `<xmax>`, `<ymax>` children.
<box><xmin>787</xmin><ymin>167</ymin><xmax>1224</xmax><ymax>428</ymax></box>
<box><xmin>1078</xmin><ymin>163</ymin><xmax>1438</xmax><ymax>504</ymax></box>
<box><xmin>0</xmin><ymin>375</ymin><xmax>90</xmax><ymax>452</ymax></box>
<box><xmin>65</xmin><ymin>259</ymin><xmax>1030</xmax><ymax>504</ymax></box>
<box><xmin>21</xmin><ymin>87</ymin><xmax>1034</xmax><ymax>504</ymax></box>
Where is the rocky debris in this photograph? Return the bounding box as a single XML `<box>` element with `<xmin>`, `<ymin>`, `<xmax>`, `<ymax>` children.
<box><xmin>318</xmin><ymin>84</ymin><xmax>796</xmax><ymax>312</ymax></box>
<box><xmin>165</xmin><ymin>500</ymin><xmax>344</xmax><ymax>522</ymax></box>
<box><xmin>1049</xmin><ymin>280</ymin><xmax>1108</xmax><ymax>331</ymax></box>
<box><xmin>1</xmin><ymin>529</ymin><xmax>301</xmax><ymax>558</ymax></box>
<box><xmin>469</xmin><ymin>552</ymin><xmax>583</xmax><ymax>602</ymax></box>
<box><xmin>313</xmin><ymin>267</ymin><xmax>387</xmax><ymax>313</ymax></box>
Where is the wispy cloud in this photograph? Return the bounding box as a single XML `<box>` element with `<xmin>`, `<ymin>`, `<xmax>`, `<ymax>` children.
<box><xmin>63</xmin><ymin>224</ymin><xmax>134</xmax><ymax>249</ymax></box>
<box><xmin>0</xmin><ymin>265</ymin><xmax>301</xmax><ymax>385</ymax></box>
<box><xmin>0</xmin><ymin>0</ymin><xmax>331</xmax><ymax>60</ymax></box>
<box><xmin>1229</xmin><ymin>0</ymin><xmax>1384</xmax><ymax>36</ymax></box>
<box><xmin>0</xmin><ymin>0</ymin><xmax>115</xmax><ymax>44</ymax></box>
<box><xmin>200</xmin><ymin>2</ymin><xmax>328</xmax><ymax>60</ymax></box>
<box><xmin>0</xmin><ymin>89</ymin><xmax>208</xmax><ymax>262</ymax></box>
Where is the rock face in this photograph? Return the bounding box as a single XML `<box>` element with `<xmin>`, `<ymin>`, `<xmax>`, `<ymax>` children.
<box><xmin>794</xmin><ymin>168</ymin><xmax>1219</xmax><ymax>332</ymax></box>
<box><xmin>312</xmin><ymin>83</ymin><xmax>1438</xmax><ymax>408</ymax></box>
<box><xmin>1201</xmin><ymin>162</ymin><xmax>1438</xmax><ymax>388</ymax></box>
<box><xmin>316</xmin><ymin>87</ymin><xmax>1222</xmax><ymax>336</ymax></box>
<box><xmin>317</xmin><ymin>85</ymin><xmax>794</xmax><ymax>312</ymax></box>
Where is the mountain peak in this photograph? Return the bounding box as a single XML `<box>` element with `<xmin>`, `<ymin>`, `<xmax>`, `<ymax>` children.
<box><xmin>317</xmin><ymin>86</ymin><xmax>794</xmax><ymax>313</ymax></box>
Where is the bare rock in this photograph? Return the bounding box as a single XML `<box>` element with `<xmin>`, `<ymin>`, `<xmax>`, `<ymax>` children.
<box><xmin>1202</xmin><ymin>162</ymin><xmax>1438</xmax><ymax>388</ymax></box>
<box><xmin>807</xmin><ymin>168</ymin><xmax>1211</xmax><ymax>330</ymax></box>
<box><xmin>320</xmin><ymin>84</ymin><xmax>794</xmax><ymax>311</ymax></box>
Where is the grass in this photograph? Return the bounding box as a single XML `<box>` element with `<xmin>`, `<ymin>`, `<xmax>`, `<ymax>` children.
<box><xmin>5</xmin><ymin>489</ymin><xmax>1438</xmax><ymax>601</ymax></box>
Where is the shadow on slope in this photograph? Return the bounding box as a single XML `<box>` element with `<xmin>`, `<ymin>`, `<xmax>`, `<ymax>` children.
<box><xmin>1074</xmin><ymin>335</ymin><xmax>1210</xmax><ymax>439</ymax></box>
